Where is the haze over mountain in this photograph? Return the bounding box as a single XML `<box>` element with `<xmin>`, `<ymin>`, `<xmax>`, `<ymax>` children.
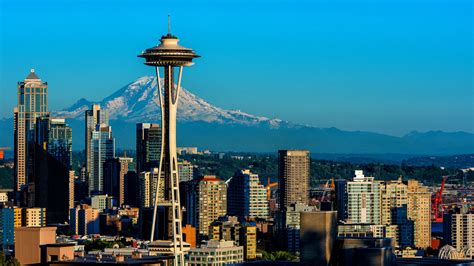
<box><xmin>1</xmin><ymin>76</ymin><xmax>473</xmax><ymax>155</ymax></box>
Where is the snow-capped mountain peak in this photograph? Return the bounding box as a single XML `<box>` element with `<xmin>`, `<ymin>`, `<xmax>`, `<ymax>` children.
<box><xmin>56</xmin><ymin>76</ymin><xmax>287</xmax><ymax>128</ymax></box>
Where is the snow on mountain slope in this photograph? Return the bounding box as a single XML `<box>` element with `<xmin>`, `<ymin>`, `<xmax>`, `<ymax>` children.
<box><xmin>56</xmin><ymin>76</ymin><xmax>288</xmax><ymax>128</ymax></box>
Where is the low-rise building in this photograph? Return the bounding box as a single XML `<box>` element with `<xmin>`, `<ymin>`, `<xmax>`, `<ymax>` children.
<box><xmin>187</xmin><ymin>240</ymin><xmax>244</xmax><ymax>266</ymax></box>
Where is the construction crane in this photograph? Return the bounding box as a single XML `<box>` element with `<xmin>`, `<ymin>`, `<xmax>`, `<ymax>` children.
<box><xmin>0</xmin><ymin>147</ymin><xmax>11</xmax><ymax>160</ymax></box>
<box><xmin>431</xmin><ymin>176</ymin><xmax>448</xmax><ymax>223</ymax></box>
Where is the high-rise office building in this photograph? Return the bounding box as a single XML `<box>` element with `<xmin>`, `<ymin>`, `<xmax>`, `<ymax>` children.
<box><xmin>14</xmin><ymin>69</ymin><xmax>49</xmax><ymax>192</ymax></box>
<box><xmin>346</xmin><ymin>170</ymin><xmax>382</xmax><ymax>224</ymax></box>
<box><xmin>42</xmin><ymin>118</ymin><xmax>73</xmax><ymax>167</ymax></box>
<box><xmin>89</xmin><ymin>125</ymin><xmax>115</xmax><ymax>195</ymax></box>
<box><xmin>227</xmin><ymin>169</ymin><xmax>269</xmax><ymax>220</ymax></box>
<box><xmin>407</xmin><ymin>180</ymin><xmax>431</xmax><ymax>248</ymax></box>
<box><xmin>136</xmin><ymin>123</ymin><xmax>161</xmax><ymax>174</ymax></box>
<box><xmin>104</xmin><ymin>157</ymin><xmax>133</xmax><ymax>206</ymax></box>
<box><xmin>85</xmin><ymin>104</ymin><xmax>108</xmax><ymax>180</ymax></box>
<box><xmin>30</xmin><ymin>117</ymin><xmax>73</xmax><ymax>223</ymax></box>
<box><xmin>278</xmin><ymin>150</ymin><xmax>310</xmax><ymax>210</ymax></box>
<box><xmin>124</xmin><ymin>171</ymin><xmax>139</xmax><ymax>207</ymax></box>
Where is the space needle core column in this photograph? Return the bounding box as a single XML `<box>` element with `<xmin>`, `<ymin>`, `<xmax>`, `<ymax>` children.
<box><xmin>139</xmin><ymin>21</ymin><xmax>199</xmax><ymax>265</ymax></box>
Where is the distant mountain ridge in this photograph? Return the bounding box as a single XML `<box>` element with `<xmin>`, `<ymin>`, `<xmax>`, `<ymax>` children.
<box><xmin>1</xmin><ymin>76</ymin><xmax>473</xmax><ymax>154</ymax></box>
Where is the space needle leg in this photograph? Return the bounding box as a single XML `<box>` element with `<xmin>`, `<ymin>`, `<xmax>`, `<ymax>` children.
<box><xmin>151</xmin><ymin>66</ymin><xmax>165</xmax><ymax>242</ymax></box>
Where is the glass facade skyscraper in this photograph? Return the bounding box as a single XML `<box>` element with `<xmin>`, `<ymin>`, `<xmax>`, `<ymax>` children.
<box><xmin>89</xmin><ymin>125</ymin><xmax>115</xmax><ymax>195</ymax></box>
<box><xmin>14</xmin><ymin>69</ymin><xmax>48</xmax><ymax>192</ymax></box>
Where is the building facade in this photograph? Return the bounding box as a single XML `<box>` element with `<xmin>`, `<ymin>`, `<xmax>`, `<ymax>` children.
<box><xmin>136</xmin><ymin>123</ymin><xmax>161</xmax><ymax>174</ymax></box>
<box><xmin>104</xmin><ymin>157</ymin><xmax>133</xmax><ymax>206</ymax></box>
<box><xmin>85</xmin><ymin>104</ymin><xmax>108</xmax><ymax>182</ymax></box>
<box><xmin>443</xmin><ymin>213</ymin><xmax>474</xmax><ymax>252</ymax></box>
<box><xmin>278</xmin><ymin>150</ymin><xmax>310</xmax><ymax>210</ymax></box>
<box><xmin>346</xmin><ymin>170</ymin><xmax>382</xmax><ymax>224</ymax></box>
<box><xmin>178</xmin><ymin>160</ymin><xmax>196</xmax><ymax>182</ymax></box>
<box><xmin>407</xmin><ymin>180</ymin><xmax>431</xmax><ymax>248</ymax></box>
<box><xmin>0</xmin><ymin>208</ymin><xmax>14</xmax><ymax>248</ymax></box>
<box><xmin>187</xmin><ymin>240</ymin><xmax>244</xmax><ymax>266</ymax></box>
<box><xmin>227</xmin><ymin>169</ymin><xmax>269</xmax><ymax>220</ymax></box>
<box><xmin>194</xmin><ymin>176</ymin><xmax>227</xmax><ymax>239</ymax></box>
<box><xmin>89</xmin><ymin>125</ymin><xmax>115</xmax><ymax>195</ymax></box>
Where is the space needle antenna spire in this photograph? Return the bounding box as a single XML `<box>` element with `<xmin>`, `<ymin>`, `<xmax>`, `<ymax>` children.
<box><xmin>168</xmin><ymin>15</ymin><xmax>171</xmax><ymax>34</ymax></box>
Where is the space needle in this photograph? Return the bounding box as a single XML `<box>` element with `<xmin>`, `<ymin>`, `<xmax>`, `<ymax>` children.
<box><xmin>139</xmin><ymin>17</ymin><xmax>199</xmax><ymax>265</ymax></box>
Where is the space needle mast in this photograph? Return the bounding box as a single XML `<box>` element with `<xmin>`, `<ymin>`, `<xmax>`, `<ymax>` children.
<box><xmin>138</xmin><ymin>16</ymin><xmax>199</xmax><ymax>265</ymax></box>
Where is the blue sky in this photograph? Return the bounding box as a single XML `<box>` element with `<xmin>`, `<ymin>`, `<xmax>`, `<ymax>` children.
<box><xmin>0</xmin><ymin>0</ymin><xmax>472</xmax><ymax>136</ymax></box>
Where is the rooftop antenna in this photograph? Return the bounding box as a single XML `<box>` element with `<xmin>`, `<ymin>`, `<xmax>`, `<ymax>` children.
<box><xmin>168</xmin><ymin>15</ymin><xmax>171</xmax><ymax>34</ymax></box>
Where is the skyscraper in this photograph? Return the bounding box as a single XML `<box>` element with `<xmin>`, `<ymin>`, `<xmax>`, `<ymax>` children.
<box><xmin>227</xmin><ymin>169</ymin><xmax>269</xmax><ymax>220</ymax></box>
<box><xmin>89</xmin><ymin>125</ymin><xmax>115</xmax><ymax>195</ymax></box>
<box><xmin>136</xmin><ymin>123</ymin><xmax>161</xmax><ymax>174</ymax></box>
<box><xmin>30</xmin><ymin>116</ymin><xmax>73</xmax><ymax>224</ymax></box>
<box><xmin>139</xmin><ymin>20</ymin><xmax>199</xmax><ymax>265</ymax></box>
<box><xmin>104</xmin><ymin>157</ymin><xmax>133</xmax><ymax>206</ymax></box>
<box><xmin>47</xmin><ymin>118</ymin><xmax>73</xmax><ymax>166</ymax></box>
<box><xmin>14</xmin><ymin>69</ymin><xmax>48</xmax><ymax>192</ymax></box>
<box><xmin>85</xmin><ymin>104</ymin><xmax>108</xmax><ymax>179</ymax></box>
<box><xmin>278</xmin><ymin>150</ymin><xmax>310</xmax><ymax>210</ymax></box>
<box><xmin>346</xmin><ymin>170</ymin><xmax>382</xmax><ymax>224</ymax></box>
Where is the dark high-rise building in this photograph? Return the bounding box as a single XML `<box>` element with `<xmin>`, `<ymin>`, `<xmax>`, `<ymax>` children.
<box><xmin>31</xmin><ymin>143</ymin><xmax>70</xmax><ymax>224</ymax></box>
<box><xmin>136</xmin><ymin>123</ymin><xmax>161</xmax><ymax>173</ymax></box>
<box><xmin>35</xmin><ymin>117</ymin><xmax>72</xmax><ymax>167</ymax></box>
<box><xmin>278</xmin><ymin>150</ymin><xmax>310</xmax><ymax>210</ymax></box>
<box><xmin>335</xmin><ymin>180</ymin><xmax>348</xmax><ymax>222</ymax></box>
<box><xmin>104</xmin><ymin>157</ymin><xmax>133</xmax><ymax>206</ymax></box>
<box><xmin>14</xmin><ymin>69</ymin><xmax>49</xmax><ymax>192</ymax></box>
<box><xmin>124</xmin><ymin>171</ymin><xmax>139</xmax><ymax>207</ymax></box>
<box><xmin>28</xmin><ymin>116</ymin><xmax>73</xmax><ymax>224</ymax></box>
<box><xmin>85</xmin><ymin>104</ymin><xmax>108</xmax><ymax>182</ymax></box>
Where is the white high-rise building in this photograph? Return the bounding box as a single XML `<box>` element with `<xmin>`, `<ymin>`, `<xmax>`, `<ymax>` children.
<box><xmin>347</xmin><ymin>170</ymin><xmax>382</xmax><ymax>224</ymax></box>
<box><xmin>89</xmin><ymin>125</ymin><xmax>115</xmax><ymax>194</ymax></box>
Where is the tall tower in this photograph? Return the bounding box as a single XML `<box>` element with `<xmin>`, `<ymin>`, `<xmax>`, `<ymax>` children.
<box><xmin>85</xmin><ymin>104</ymin><xmax>108</xmax><ymax>179</ymax></box>
<box><xmin>14</xmin><ymin>69</ymin><xmax>49</xmax><ymax>192</ymax></box>
<box><xmin>278</xmin><ymin>150</ymin><xmax>310</xmax><ymax>210</ymax></box>
<box><xmin>138</xmin><ymin>20</ymin><xmax>199</xmax><ymax>265</ymax></box>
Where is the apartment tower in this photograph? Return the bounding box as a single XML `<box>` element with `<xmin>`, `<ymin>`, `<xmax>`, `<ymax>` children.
<box><xmin>278</xmin><ymin>150</ymin><xmax>310</xmax><ymax>210</ymax></box>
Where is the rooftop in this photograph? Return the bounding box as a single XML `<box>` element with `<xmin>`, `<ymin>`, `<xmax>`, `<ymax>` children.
<box><xmin>25</xmin><ymin>69</ymin><xmax>40</xmax><ymax>80</ymax></box>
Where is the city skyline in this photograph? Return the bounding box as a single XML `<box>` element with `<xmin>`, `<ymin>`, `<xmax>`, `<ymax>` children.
<box><xmin>1</xmin><ymin>0</ymin><xmax>472</xmax><ymax>136</ymax></box>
